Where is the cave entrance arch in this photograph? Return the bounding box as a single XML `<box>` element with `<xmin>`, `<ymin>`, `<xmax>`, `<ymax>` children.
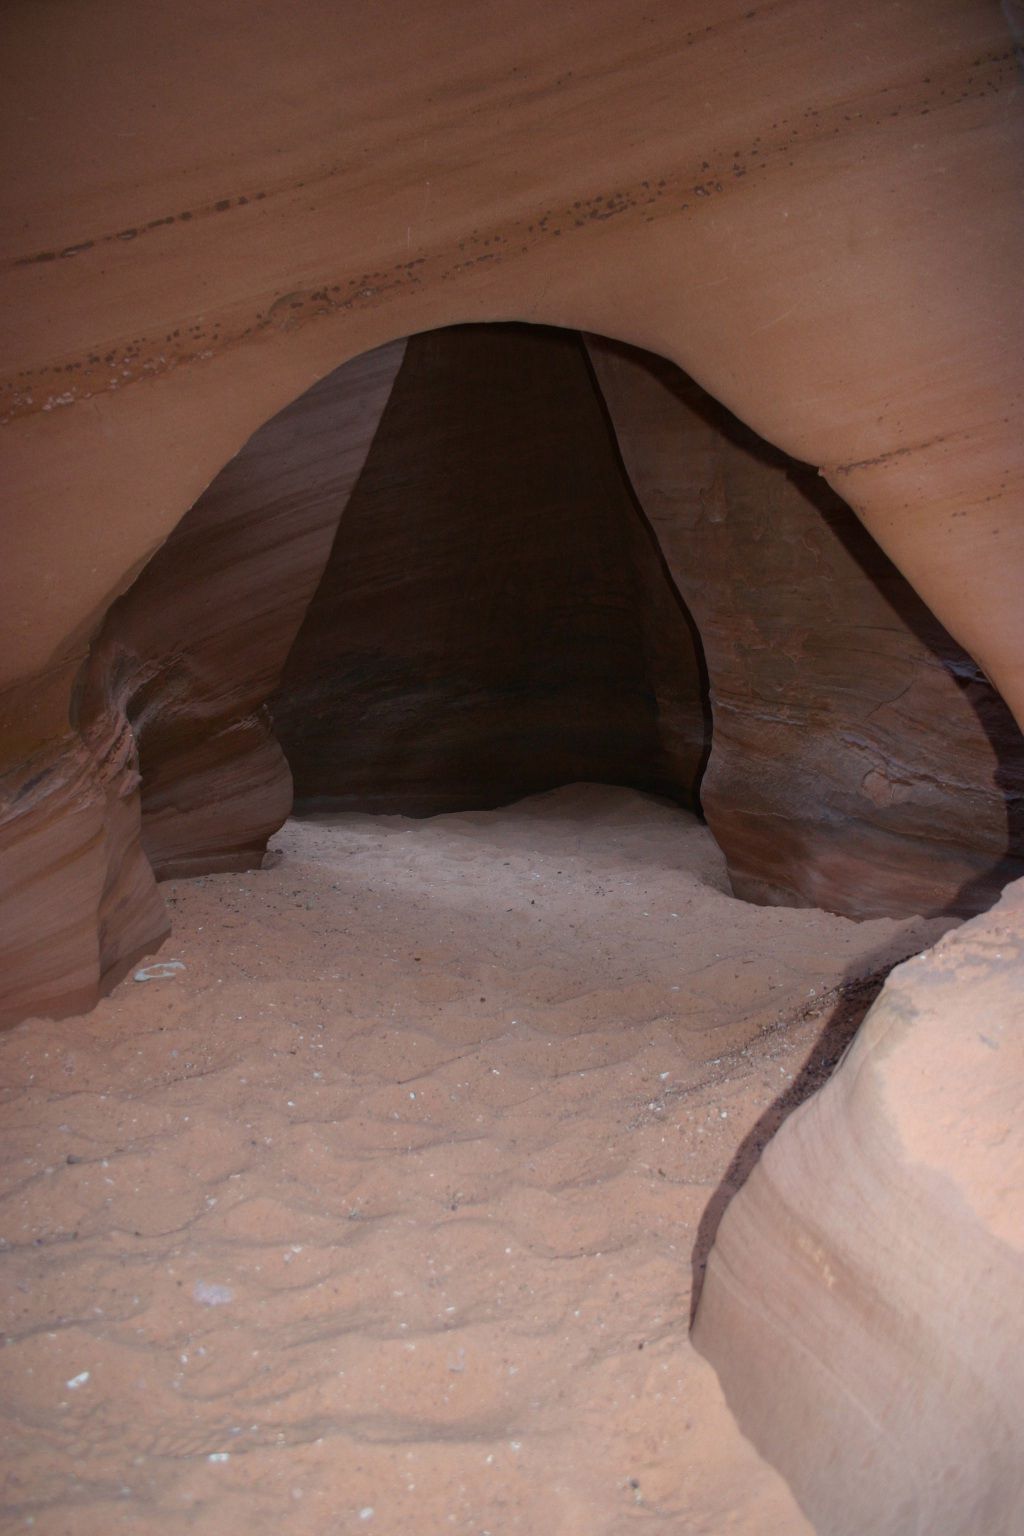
<box><xmin>78</xmin><ymin>319</ymin><xmax>1023</xmax><ymax>939</ymax></box>
<box><xmin>79</xmin><ymin>322</ymin><xmax>724</xmax><ymax>898</ymax></box>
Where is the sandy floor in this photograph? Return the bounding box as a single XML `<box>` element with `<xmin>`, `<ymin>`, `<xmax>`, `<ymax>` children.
<box><xmin>0</xmin><ymin>786</ymin><xmax>953</xmax><ymax>1535</ymax></box>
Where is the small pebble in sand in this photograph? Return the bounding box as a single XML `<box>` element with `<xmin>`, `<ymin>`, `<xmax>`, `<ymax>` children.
<box><xmin>193</xmin><ymin>1280</ymin><xmax>234</xmax><ymax>1306</ymax></box>
<box><xmin>133</xmin><ymin>960</ymin><xmax>186</xmax><ymax>983</ymax></box>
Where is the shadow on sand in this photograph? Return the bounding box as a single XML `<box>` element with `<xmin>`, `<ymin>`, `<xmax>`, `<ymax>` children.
<box><xmin>688</xmin><ymin>955</ymin><xmax>896</xmax><ymax>1325</ymax></box>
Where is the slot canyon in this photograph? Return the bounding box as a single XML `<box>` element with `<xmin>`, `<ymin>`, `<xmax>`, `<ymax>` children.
<box><xmin>1</xmin><ymin>3</ymin><xmax>1022</xmax><ymax>1534</ymax></box>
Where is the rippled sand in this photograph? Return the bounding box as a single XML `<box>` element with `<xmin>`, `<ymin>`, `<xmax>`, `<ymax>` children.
<box><xmin>0</xmin><ymin>786</ymin><xmax>951</xmax><ymax>1534</ymax></box>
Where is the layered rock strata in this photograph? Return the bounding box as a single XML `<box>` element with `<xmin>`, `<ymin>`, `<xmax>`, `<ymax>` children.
<box><xmin>587</xmin><ymin>338</ymin><xmax>1024</xmax><ymax>919</ymax></box>
<box><xmin>1</xmin><ymin>3</ymin><xmax>1023</xmax><ymax>1523</ymax></box>
<box><xmin>3</xmin><ymin>0</ymin><xmax>1022</xmax><ymax>1024</ymax></box>
<box><xmin>0</xmin><ymin>724</ymin><xmax>169</xmax><ymax>1028</ymax></box>
<box><xmin>5</xmin><ymin>317</ymin><xmax>1024</xmax><ymax>1021</ymax></box>
<box><xmin>272</xmin><ymin>324</ymin><xmax>708</xmax><ymax>815</ymax></box>
<box><xmin>0</xmin><ymin>341</ymin><xmax>404</xmax><ymax>1024</ymax></box>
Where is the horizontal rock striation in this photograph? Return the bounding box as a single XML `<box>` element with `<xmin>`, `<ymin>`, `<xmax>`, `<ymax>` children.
<box><xmin>81</xmin><ymin>339</ymin><xmax>405</xmax><ymax>878</ymax></box>
<box><xmin>0</xmin><ymin>724</ymin><xmax>168</xmax><ymax>1029</ymax></box>
<box><xmin>1</xmin><ymin>5</ymin><xmax>1022</xmax><ymax>1523</ymax></box>
<box><xmin>0</xmin><ymin>341</ymin><xmax>404</xmax><ymax>1024</ymax></box>
<box><xmin>588</xmin><ymin>337</ymin><xmax>1024</xmax><ymax>919</ymax></box>
<box><xmin>272</xmin><ymin>324</ymin><xmax>709</xmax><ymax>815</ymax></box>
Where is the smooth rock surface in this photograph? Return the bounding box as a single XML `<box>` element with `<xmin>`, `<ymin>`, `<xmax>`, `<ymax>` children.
<box><xmin>3</xmin><ymin>0</ymin><xmax>1021</xmax><ymax>718</ymax></box>
<box><xmin>587</xmin><ymin>336</ymin><xmax>1024</xmax><ymax>918</ymax></box>
<box><xmin>1</xmin><ymin>342</ymin><xmax>404</xmax><ymax>1025</ymax></box>
<box><xmin>1</xmin><ymin>2</ymin><xmax>1022</xmax><ymax>1529</ymax></box>
<box><xmin>693</xmin><ymin>876</ymin><xmax>1024</xmax><ymax>1535</ymax></box>
<box><xmin>0</xmin><ymin>725</ymin><xmax>168</xmax><ymax>1029</ymax></box>
<box><xmin>273</xmin><ymin>323</ymin><xmax>708</xmax><ymax>815</ymax></box>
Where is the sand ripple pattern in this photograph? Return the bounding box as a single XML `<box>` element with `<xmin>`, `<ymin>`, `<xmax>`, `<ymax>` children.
<box><xmin>0</xmin><ymin>786</ymin><xmax>949</xmax><ymax>1534</ymax></box>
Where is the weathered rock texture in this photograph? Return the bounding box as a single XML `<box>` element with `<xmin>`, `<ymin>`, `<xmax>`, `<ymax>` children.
<box><xmin>587</xmin><ymin>338</ymin><xmax>1024</xmax><ymax>919</ymax></box>
<box><xmin>0</xmin><ymin>728</ymin><xmax>170</xmax><ymax>1029</ymax></box>
<box><xmin>693</xmin><ymin>878</ymin><xmax>1024</xmax><ymax>1536</ymax></box>
<box><xmin>81</xmin><ymin>339</ymin><xmax>405</xmax><ymax>878</ymax></box>
<box><xmin>272</xmin><ymin>324</ymin><xmax>708</xmax><ymax>814</ymax></box>
<box><xmin>0</xmin><ymin>341</ymin><xmax>404</xmax><ymax>1024</ymax></box>
<box><xmin>4</xmin><ymin>0</ymin><xmax>1021</xmax><ymax>721</ymax></box>
<box><xmin>7</xmin><ymin>312</ymin><xmax>1022</xmax><ymax>1024</ymax></box>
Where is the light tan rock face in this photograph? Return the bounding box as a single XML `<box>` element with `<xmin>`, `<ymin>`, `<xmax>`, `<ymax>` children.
<box><xmin>587</xmin><ymin>338</ymin><xmax>1024</xmax><ymax>919</ymax></box>
<box><xmin>693</xmin><ymin>876</ymin><xmax>1024</xmax><ymax>1535</ymax></box>
<box><xmin>272</xmin><ymin>323</ymin><xmax>708</xmax><ymax>814</ymax></box>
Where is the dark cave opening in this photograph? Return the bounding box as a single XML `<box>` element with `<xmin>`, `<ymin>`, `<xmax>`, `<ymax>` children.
<box><xmin>269</xmin><ymin>322</ymin><xmax>713</xmax><ymax>821</ymax></box>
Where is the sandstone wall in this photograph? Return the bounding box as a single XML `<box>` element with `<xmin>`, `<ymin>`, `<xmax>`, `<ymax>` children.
<box><xmin>272</xmin><ymin>324</ymin><xmax>708</xmax><ymax>815</ymax></box>
<box><xmin>4</xmin><ymin>0</ymin><xmax>1022</xmax><ymax>1028</ymax></box>
<box><xmin>694</xmin><ymin>878</ymin><xmax>1024</xmax><ymax>1535</ymax></box>
<box><xmin>588</xmin><ymin>338</ymin><xmax>1024</xmax><ymax>918</ymax></box>
<box><xmin>0</xmin><ymin>342</ymin><xmax>404</xmax><ymax>1024</ymax></box>
<box><xmin>2</xmin><ymin>4</ymin><xmax>1022</xmax><ymax>1524</ymax></box>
